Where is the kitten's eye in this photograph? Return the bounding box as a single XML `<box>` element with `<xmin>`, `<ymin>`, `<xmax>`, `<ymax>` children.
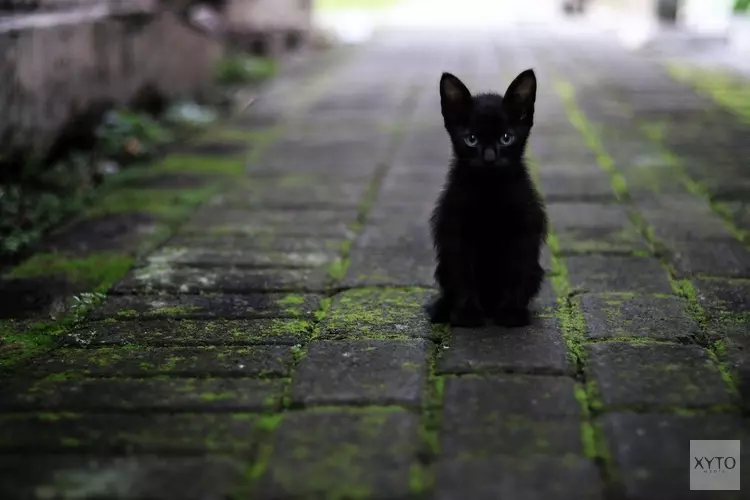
<box><xmin>464</xmin><ymin>134</ymin><xmax>478</xmax><ymax>147</ymax></box>
<box><xmin>500</xmin><ymin>133</ymin><xmax>515</xmax><ymax>146</ymax></box>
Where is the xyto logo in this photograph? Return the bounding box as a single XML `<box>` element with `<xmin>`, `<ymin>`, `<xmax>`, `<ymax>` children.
<box><xmin>693</xmin><ymin>456</ymin><xmax>737</xmax><ymax>475</ymax></box>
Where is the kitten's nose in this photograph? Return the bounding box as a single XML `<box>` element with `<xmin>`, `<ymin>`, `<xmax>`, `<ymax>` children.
<box><xmin>483</xmin><ymin>148</ymin><xmax>496</xmax><ymax>162</ymax></box>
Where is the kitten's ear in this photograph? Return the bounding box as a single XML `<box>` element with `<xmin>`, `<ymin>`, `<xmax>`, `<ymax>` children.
<box><xmin>503</xmin><ymin>69</ymin><xmax>536</xmax><ymax>122</ymax></box>
<box><xmin>440</xmin><ymin>72</ymin><xmax>472</xmax><ymax>122</ymax></box>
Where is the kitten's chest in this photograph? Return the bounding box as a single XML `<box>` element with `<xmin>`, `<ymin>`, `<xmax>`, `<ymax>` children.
<box><xmin>461</xmin><ymin>194</ymin><xmax>529</xmax><ymax>231</ymax></box>
<box><xmin>438</xmin><ymin>175</ymin><xmax>540</xmax><ymax>240</ymax></box>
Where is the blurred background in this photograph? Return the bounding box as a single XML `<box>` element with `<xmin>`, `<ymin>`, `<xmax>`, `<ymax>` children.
<box><xmin>0</xmin><ymin>0</ymin><xmax>748</xmax><ymax>262</ymax></box>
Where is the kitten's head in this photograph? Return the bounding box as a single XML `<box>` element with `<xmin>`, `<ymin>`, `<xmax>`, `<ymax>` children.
<box><xmin>439</xmin><ymin>69</ymin><xmax>536</xmax><ymax>169</ymax></box>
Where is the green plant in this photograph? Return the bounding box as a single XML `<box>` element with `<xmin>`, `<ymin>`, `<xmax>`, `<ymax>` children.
<box><xmin>95</xmin><ymin>109</ymin><xmax>173</xmax><ymax>162</ymax></box>
<box><xmin>0</xmin><ymin>101</ymin><xmax>215</xmax><ymax>259</ymax></box>
<box><xmin>216</xmin><ymin>54</ymin><xmax>277</xmax><ymax>85</ymax></box>
<box><xmin>0</xmin><ymin>155</ymin><xmax>95</xmax><ymax>255</ymax></box>
<box><xmin>735</xmin><ymin>0</ymin><xmax>750</xmax><ymax>13</ymax></box>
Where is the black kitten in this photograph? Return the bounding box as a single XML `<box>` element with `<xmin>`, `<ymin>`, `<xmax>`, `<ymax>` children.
<box><xmin>428</xmin><ymin>70</ymin><xmax>548</xmax><ymax>328</ymax></box>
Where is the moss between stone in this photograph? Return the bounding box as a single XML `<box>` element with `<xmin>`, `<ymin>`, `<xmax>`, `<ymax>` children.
<box><xmin>234</xmin><ymin>59</ymin><xmax>412</xmax><ymax>497</ymax></box>
<box><xmin>197</xmin><ymin>391</ymin><xmax>236</xmax><ymax>402</ymax></box>
<box><xmin>152</xmin><ymin>155</ymin><xmax>247</xmax><ymax>177</ymax></box>
<box><xmin>657</xmin><ymin>148</ymin><xmax>747</xmax><ymax>245</ymax></box>
<box><xmin>248</xmin><ymin>319</ymin><xmax>312</xmax><ymax>342</ymax></box>
<box><xmin>554</xmin><ymin>80</ymin><xmax>628</xmax><ymax>201</ymax></box>
<box><xmin>36</xmin><ymin>412</ymin><xmax>82</xmax><ymax>422</ymax></box>
<box><xmin>317</xmin><ymin>155</ymin><xmax>390</xmax><ymax>289</ymax></box>
<box><xmin>556</xmin><ymin>227</ymin><xmax>646</xmax><ymax>255</ymax></box>
<box><xmin>237</xmin><ymin>408</ymin><xmax>409</xmax><ymax>497</ymax></box>
<box><xmin>0</xmin><ymin>321</ymin><xmax>60</xmax><ymax>372</ymax></box>
<box><xmin>554</xmin><ymin>75</ymin><xmax>743</xmax><ymax>407</ymax></box>
<box><xmin>6</xmin><ymin>252</ymin><xmax>134</xmax><ymax>291</ymax></box>
<box><xmin>85</xmin><ymin>185</ymin><xmax>219</xmax><ymax>221</ymax></box>
<box><xmin>667</xmin><ymin>63</ymin><xmax>750</xmax><ymax>123</ymax></box>
<box><xmin>327</xmin><ymin>258</ymin><xmax>350</xmax><ymax>283</ymax></box>
<box><xmin>198</xmin><ymin>126</ymin><xmax>279</xmax><ymax>143</ymax></box>
<box><xmin>313</xmin><ymin>297</ymin><xmax>333</xmax><ymax>325</ymax></box>
<box><xmin>545</xmin><ymin>233</ymin><xmax>587</xmax><ymax>368</ymax></box>
<box><xmin>0</xmin><ymin>122</ymin><xmax>284</xmax><ymax>374</ymax></box>
<box><xmin>529</xmin><ymin>143</ymin><xmax>613</xmax><ymax>481</ymax></box>
<box><xmin>411</xmin><ymin>336</ymin><xmax>445</xmax><ymax>495</ymax></box>
<box><xmin>147</xmin><ymin>305</ymin><xmax>203</xmax><ymax>317</ymax></box>
<box><xmin>320</xmin><ymin>287</ymin><xmax>435</xmax><ymax>340</ymax></box>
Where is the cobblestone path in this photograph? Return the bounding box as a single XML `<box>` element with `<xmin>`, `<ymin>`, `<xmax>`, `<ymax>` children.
<box><xmin>0</xmin><ymin>26</ymin><xmax>748</xmax><ymax>500</ymax></box>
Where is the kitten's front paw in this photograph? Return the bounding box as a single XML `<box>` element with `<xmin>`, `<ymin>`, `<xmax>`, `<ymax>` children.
<box><xmin>450</xmin><ymin>305</ymin><xmax>485</xmax><ymax>328</ymax></box>
<box><xmin>493</xmin><ymin>308</ymin><xmax>531</xmax><ymax>328</ymax></box>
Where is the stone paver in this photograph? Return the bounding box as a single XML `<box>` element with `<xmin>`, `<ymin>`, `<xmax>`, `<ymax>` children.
<box><xmin>601</xmin><ymin>413</ymin><xmax>749</xmax><ymax>500</ymax></box>
<box><xmin>586</xmin><ymin>342</ymin><xmax>733</xmax><ymax>410</ymax></box>
<box><xmin>0</xmin><ymin>456</ymin><xmax>246</xmax><ymax>500</ymax></box>
<box><xmin>1</xmin><ymin>14</ymin><xmax>749</xmax><ymax>500</ymax></box>
<box><xmin>254</xmin><ymin>409</ymin><xmax>420</xmax><ymax>499</ymax></box>
<box><xmin>437</xmin><ymin>319</ymin><xmax>572</xmax><ymax>375</ymax></box>
<box><xmin>581</xmin><ymin>294</ymin><xmax>701</xmax><ymax>341</ymax></box>
<box><xmin>547</xmin><ymin>202</ymin><xmax>648</xmax><ymax>254</ymax></box>
<box><xmin>435</xmin><ymin>456</ymin><xmax>605</xmax><ymax>500</ymax></box>
<box><xmin>439</xmin><ymin>374</ymin><xmax>585</xmax><ymax>458</ymax></box>
<box><xmin>290</xmin><ymin>339</ymin><xmax>431</xmax><ymax>406</ymax></box>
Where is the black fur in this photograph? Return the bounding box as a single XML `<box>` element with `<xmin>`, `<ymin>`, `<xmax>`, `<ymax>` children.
<box><xmin>428</xmin><ymin>69</ymin><xmax>548</xmax><ymax>328</ymax></box>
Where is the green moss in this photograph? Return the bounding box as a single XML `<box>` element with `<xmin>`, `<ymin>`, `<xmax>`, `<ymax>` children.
<box><xmin>327</xmin><ymin>257</ymin><xmax>350</xmax><ymax>282</ymax></box>
<box><xmin>290</xmin><ymin>344</ymin><xmax>306</xmax><ymax>364</ymax></box>
<box><xmin>279</xmin><ymin>293</ymin><xmax>305</xmax><ymax>306</ymax></box>
<box><xmin>86</xmin><ymin>185</ymin><xmax>219</xmax><ymax>221</ymax></box>
<box><xmin>255</xmin><ymin>414</ymin><xmax>284</xmax><ymax>432</ymax></box>
<box><xmin>556</xmin><ymin>227</ymin><xmax>645</xmax><ymax>255</ymax></box>
<box><xmin>60</xmin><ymin>437</ymin><xmax>82</xmax><ymax>447</ymax></box>
<box><xmin>279</xmin><ymin>294</ymin><xmax>308</xmax><ymax>317</ymax></box>
<box><xmin>420</xmin><ymin>375</ymin><xmax>444</xmax><ymax>457</ymax></box>
<box><xmin>409</xmin><ymin>464</ymin><xmax>432</xmax><ymax>495</ymax></box>
<box><xmin>554</xmin><ymin>80</ymin><xmax>629</xmax><ymax>201</ymax></box>
<box><xmin>242</xmin><ymin>408</ymin><xmax>407</xmax><ymax>498</ymax></box>
<box><xmin>554</xmin><ymin>72</ymin><xmax>743</xmax><ymax>405</ymax></box>
<box><xmin>158</xmin><ymin>305</ymin><xmax>203</xmax><ymax>317</ymax></box>
<box><xmin>313</xmin><ymin>297</ymin><xmax>333</xmax><ymax>324</ymax></box>
<box><xmin>528</xmin><ymin>146</ymin><xmax>618</xmax><ymax>482</ymax></box>
<box><xmin>3</xmin><ymin>106</ymin><xmax>289</xmax><ymax>377</ymax></box>
<box><xmin>667</xmin><ymin>63</ymin><xmax>750</xmax><ymax>123</ymax></box>
<box><xmin>627</xmin><ymin>72</ymin><xmax>750</xmax><ymax>244</ymax></box>
<box><xmin>670</xmin><ymin>279</ymin><xmax>709</xmax><ymax>329</ymax></box>
<box><xmin>580</xmin><ymin>422</ymin><xmax>597</xmax><ymax>459</ymax></box>
<box><xmin>705</xmin><ymin>343</ymin><xmax>741</xmax><ymax>399</ymax></box>
<box><xmin>640</xmin><ymin>122</ymin><xmax>666</xmax><ymax>141</ymax></box>
<box><xmin>320</xmin><ymin>287</ymin><xmax>435</xmax><ymax>340</ymax></box>
<box><xmin>37</xmin><ymin>412</ymin><xmax>81</xmax><ymax>422</ymax></box>
<box><xmin>411</xmin><ymin>339</ymin><xmax>445</xmax><ymax>495</ymax></box>
<box><xmin>555</xmin><ymin>293</ymin><xmax>587</xmax><ymax>367</ymax></box>
<box><xmin>6</xmin><ymin>251</ymin><xmax>133</xmax><ymax>290</ymax></box>
<box><xmin>153</xmin><ymin>155</ymin><xmax>246</xmax><ymax>176</ymax></box>
<box><xmin>232</xmin><ymin>318</ymin><xmax>312</xmax><ymax>342</ymax></box>
<box><xmin>0</xmin><ymin>322</ymin><xmax>60</xmax><ymax>373</ymax></box>
<box><xmin>199</xmin><ymin>127</ymin><xmax>278</xmax><ymax>143</ymax></box>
